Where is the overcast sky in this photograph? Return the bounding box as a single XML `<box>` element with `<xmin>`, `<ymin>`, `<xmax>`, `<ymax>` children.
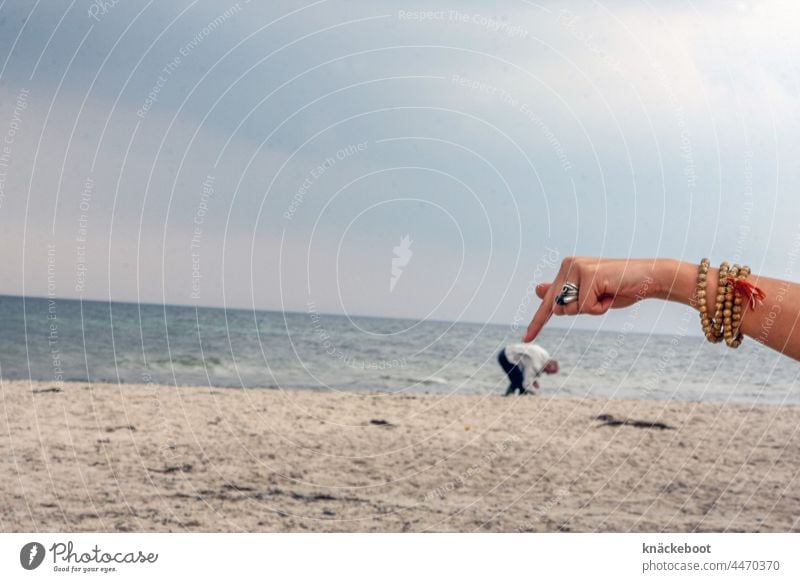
<box><xmin>0</xmin><ymin>0</ymin><xmax>798</xmax><ymax>333</ymax></box>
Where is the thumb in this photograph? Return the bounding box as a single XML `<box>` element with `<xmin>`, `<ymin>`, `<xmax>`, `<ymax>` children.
<box><xmin>535</xmin><ymin>282</ymin><xmax>551</xmax><ymax>299</ymax></box>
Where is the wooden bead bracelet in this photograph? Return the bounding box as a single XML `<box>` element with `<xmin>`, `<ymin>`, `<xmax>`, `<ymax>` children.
<box><xmin>696</xmin><ymin>258</ymin><xmax>765</xmax><ymax>348</ymax></box>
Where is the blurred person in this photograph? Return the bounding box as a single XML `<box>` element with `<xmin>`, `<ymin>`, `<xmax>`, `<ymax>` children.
<box><xmin>498</xmin><ymin>342</ymin><xmax>560</xmax><ymax>396</ymax></box>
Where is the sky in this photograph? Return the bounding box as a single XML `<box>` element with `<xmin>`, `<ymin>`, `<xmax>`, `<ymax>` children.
<box><xmin>0</xmin><ymin>0</ymin><xmax>798</xmax><ymax>334</ymax></box>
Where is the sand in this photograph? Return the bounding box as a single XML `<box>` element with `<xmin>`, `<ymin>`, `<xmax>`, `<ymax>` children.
<box><xmin>1</xmin><ymin>380</ymin><xmax>798</xmax><ymax>532</ymax></box>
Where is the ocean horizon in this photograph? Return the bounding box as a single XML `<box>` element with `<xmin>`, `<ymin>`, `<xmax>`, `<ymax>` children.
<box><xmin>1</xmin><ymin>294</ymin><xmax>796</xmax><ymax>405</ymax></box>
<box><xmin>1</xmin><ymin>291</ymin><xmax>697</xmax><ymax>336</ymax></box>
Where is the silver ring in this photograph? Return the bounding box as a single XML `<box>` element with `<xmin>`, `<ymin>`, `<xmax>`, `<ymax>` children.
<box><xmin>561</xmin><ymin>282</ymin><xmax>579</xmax><ymax>294</ymax></box>
<box><xmin>556</xmin><ymin>293</ymin><xmax>578</xmax><ymax>306</ymax></box>
<box><xmin>555</xmin><ymin>282</ymin><xmax>579</xmax><ymax>306</ymax></box>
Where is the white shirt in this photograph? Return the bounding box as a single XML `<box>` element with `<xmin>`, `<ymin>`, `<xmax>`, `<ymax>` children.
<box><xmin>504</xmin><ymin>343</ymin><xmax>551</xmax><ymax>387</ymax></box>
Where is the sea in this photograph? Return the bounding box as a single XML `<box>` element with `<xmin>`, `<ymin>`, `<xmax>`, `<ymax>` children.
<box><xmin>1</xmin><ymin>295</ymin><xmax>797</xmax><ymax>405</ymax></box>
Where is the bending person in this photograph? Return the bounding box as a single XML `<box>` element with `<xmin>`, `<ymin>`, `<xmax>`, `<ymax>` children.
<box><xmin>498</xmin><ymin>343</ymin><xmax>559</xmax><ymax>396</ymax></box>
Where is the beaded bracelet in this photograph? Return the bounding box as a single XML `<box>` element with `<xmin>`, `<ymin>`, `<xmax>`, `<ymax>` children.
<box><xmin>696</xmin><ymin>259</ymin><xmax>764</xmax><ymax>348</ymax></box>
<box><xmin>697</xmin><ymin>258</ymin><xmax>719</xmax><ymax>343</ymax></box>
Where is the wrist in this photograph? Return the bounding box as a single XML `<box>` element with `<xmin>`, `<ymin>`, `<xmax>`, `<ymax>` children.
<box><xmin>650</xmin><ymin>259</ymin><xmax>698</xmax><ymax>305</ymax></box>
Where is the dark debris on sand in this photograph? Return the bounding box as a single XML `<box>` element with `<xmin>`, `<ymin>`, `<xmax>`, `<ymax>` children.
<box><xmin>32</xmin><ymin>386</ymin><xmax>63</xmax><ymax>394</ymax></box>
<box><xmin>594</xmin><ymin>414</ymin><xmax>675</xmax><ymax>430</ymax></box>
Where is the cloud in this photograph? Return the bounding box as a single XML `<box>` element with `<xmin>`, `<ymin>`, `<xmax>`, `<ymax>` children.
<box><xmin>0</xmin><ymin>0</ymin><xmax>798</xmax><ymax>333</ymax></box>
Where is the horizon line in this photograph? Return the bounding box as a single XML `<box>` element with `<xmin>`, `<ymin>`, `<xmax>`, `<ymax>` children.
<box><xmin>0</xmin><ymin>292</ymin><xmax>696</xmax><ymax>338</ymax></box>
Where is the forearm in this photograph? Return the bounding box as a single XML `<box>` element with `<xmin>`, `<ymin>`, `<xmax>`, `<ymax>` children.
<box><xmin>651</xmin><ymin>259</ymin><xmax>800</xmax><ymax>360</ymax></box>
<box><xmin>521</xmin><ymin>367</ymin><xmax>533</xmax><ymax>388</ymax></box>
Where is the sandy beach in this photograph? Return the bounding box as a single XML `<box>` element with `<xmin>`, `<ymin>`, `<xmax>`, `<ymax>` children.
<box><xmin>1</xmin><ymin>380</ymin><xmax>798</xmax><ymax>532</ymax></box>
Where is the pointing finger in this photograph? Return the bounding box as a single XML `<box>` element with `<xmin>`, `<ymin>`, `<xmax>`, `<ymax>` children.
<box><xmin>524</xmin><ymin>289</ymin><xmax>554</xmax><ymax>342</ymax></box>
<box><xmin>535</xmin><ymin>282</ymin><xmax>551</xmax><ymax>299</ymax></box>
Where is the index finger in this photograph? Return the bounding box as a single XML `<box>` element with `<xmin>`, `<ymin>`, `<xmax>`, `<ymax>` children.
<box><xmin>524</xmin><ymin>285</ymin><xmax>554</xmax><ymax>342</ymax></box>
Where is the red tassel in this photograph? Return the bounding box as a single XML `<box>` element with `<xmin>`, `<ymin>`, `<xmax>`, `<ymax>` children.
<box><xmin>727</xmin><ymin>276</ymin><xmax>766</xmax><ymax>309</ymax></box>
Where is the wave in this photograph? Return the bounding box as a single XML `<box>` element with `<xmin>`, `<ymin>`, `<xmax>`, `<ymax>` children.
<box><xmin>378</xmin><ymin>374</ymin><xmax>448</xmax><ymax>386</ymax></box>
<box><xmin>407</xmin><ymin>376</ymin><xmax>448</xmax><ymax>386</ymax></box>
<box><xmin>152</xmin><ymin>355</ymin><xmax>223</xmax><ymax>369</ymax></box>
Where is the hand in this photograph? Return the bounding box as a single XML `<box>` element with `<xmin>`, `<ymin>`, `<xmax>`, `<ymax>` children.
<box><xmin>524</xmin><ymin>257</ymin><xmax>667</xmax><ymax>342</ymax></box>
<box><xmin>532</xmin><ymin>381</ymin><xmax>540</xmax><ymax>390</ymax></box>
